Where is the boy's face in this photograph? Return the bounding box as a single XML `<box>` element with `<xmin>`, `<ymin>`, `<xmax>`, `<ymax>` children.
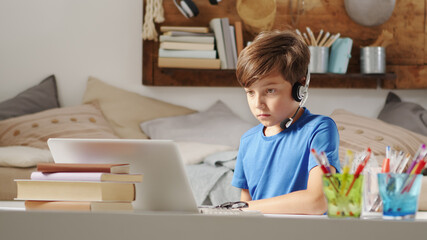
<box><xmin>244</xmin><ymin>73</ymin><xmax>299</xmax><ymax>130</ymax></box>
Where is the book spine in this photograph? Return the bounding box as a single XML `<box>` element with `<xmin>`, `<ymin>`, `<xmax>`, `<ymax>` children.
<box><xmin>158</xmin><ymin>57</ymin><xmax>220</xmax><ymax>69</ymax></box>
<box><xmin>229</xmin><ymin>26</ymin><xmax>238</xmax><ymax>69</ymax></box>
<box><xmin>160</xmin><ymin>26</ymin><xmax>209</xmax><ymax>33</ymax></box>
<box><xmin>16</xmin><ymin>180</ymin><xmax>135</xmax><ymax>201</ymax></box>
<box><xmin>160</xmin><ymin>42</ymin><xmax>214</xmax><ymax>51</ymax></box>
<box><xmin>234</xmin><ymin>21</ymin><xmax>244</xmax><ymax>56</ymax></box>
<box><xmin>158</xmin><ymin>49</ymin><xmax>217</xmax><ymax>59</ymax></box>
<box><xmin>209</xmin><ymin>18</ymin><xmax>227</xmax><ymax>69</ymax></box>
<box><xmin>220</xmin><ymin>18</ymin><xmax>235</xmax><ymax>69</ymax></box>
<box><xmin>31</xmin><ymin>172</ymin><xmax>104</xmax><ymax>181</ymax></box>
<box><xmin>159</xmin><ymin>35</ymin><xmax>215</xmax><ymax>44</ymax></box>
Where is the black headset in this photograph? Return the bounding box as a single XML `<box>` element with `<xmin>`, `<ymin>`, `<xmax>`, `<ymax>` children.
<box><xmin>280</xmin><ymin>71</ymin><xmax>310</xmax><ymax>129</ymax></box>
<box><xmin>173</xmin><ymin>0</ymin><xmax>222</xmax><ymax>18</ymax></box>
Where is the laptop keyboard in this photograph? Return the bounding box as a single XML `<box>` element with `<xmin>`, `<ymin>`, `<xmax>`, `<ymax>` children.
<box><xmin>198</xmin><ymin>207</ymin><xmax>262</xmax><ymax>216</ymax></box>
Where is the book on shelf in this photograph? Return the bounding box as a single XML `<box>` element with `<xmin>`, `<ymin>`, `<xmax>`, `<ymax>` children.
<box><xmin>159</xmin><ymin>42</ymin><xmax>214</xmax><ymax>51</ymax></box>
<box><xmin>160</xmin><ymin>26</ymin><xmax>210</xmax><ymax>33</ymax></box>
<box><xmin>158</xmin><ymin>49</ymin><xmax>217</xmax><ymax>59</ymax></box>
<box><xmin>159</xmin><ymin>35</ymin><xmax>215</xmax><ymax>44</ymax></box>
<box><xmin>229</xmin><ymin>25</ymin><xmax>238</xmax><ymax>69</ymax></box>
<box><xmin>30</xmin><ymin>171</ymin><xmax>143</xmax><ymax>182</ymax></box>
<box><xmin>209</xmin><ymin>18</ymin><xmax>228</xmax><ymax>69</ymax></box>
<box><xmin>15</xmin><ymin>180</ymin><xmax>135</xmax><ymax>201</ymax></box>
<box><xmin>158</xmin><ymin>57</ymin><xmax>220</xmax><ymax>69</ymax></box>
<box><xmin>220</xmin><ymin>18</ymin><xmax>236</xmax><ymax>69</ymax></box>
<box><xmin>234</xmin><ymin>21</ymin><xmax>244</xmax><ymax>57</ymax></box>
<box><xmin>163</xmin><ymin>31</ymin><xmax>214</xmax><ymax>37</ymax></box>
<box><xmin>37</xmin><ymin>163</ymin><xmax>130</xmax><ymax>174</ymax></box>
<box><xmin>25</xmin><ymin>200</ymin><xmax>133</xmax><ymax>212</ymax></box>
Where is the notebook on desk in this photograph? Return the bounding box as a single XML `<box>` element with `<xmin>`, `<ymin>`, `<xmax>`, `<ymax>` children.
<box><xmin>47</xmin><ymin>138</ymin><xmax>258</xmax><ymax>215</ymax></box>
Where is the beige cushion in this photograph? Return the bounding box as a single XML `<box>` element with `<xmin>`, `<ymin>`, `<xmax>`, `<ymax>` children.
<box><xmin>0</xmin><ymin>146</ymin><xmax>53</xmax><ymax>167</ymax></box>
<box><xmin>82</xmin><ymin>77</ymin><xmax>196</xmax><ymax>139</ymax></box>
<box><xmin>0</xmin><ymin>103</ymin><xmax>118</xmax><ymax>149</ymax></box>
<box><xmin>330</xmin><ymin>109</ymin><xmax>427</xmax><ymax>165</ymax></box>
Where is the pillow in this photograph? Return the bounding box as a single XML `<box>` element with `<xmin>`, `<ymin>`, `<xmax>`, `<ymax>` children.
<box><xmin>82</xmin><ymin>77</ymin><xmax>196</xmax><ymax>139</ymax></box>
<box><xmin>0</xmin><ymin>103</ymin><xmax>118</xmax><ymax>149</ymax></box>
<box><xmin>175</xmin><ymin>141</ymin><xmax>234</xmax><ymax>165</ymax></box>
<box><xmin>0</xmin><ymin>75</ymin><xmax>60</xmax><ymax>120</ymax></box>
<box><xmin>140</xmin><ymin>100</ymin><xmax>255</xmax><ymax>148</ymax></box>
<box><xmin>0</xmin><ymin>146</ymin><xmax>53</xmax><ymax>167</ymax></box>
<box><xmin>378</xmin><ymin>92</ymin><xmax>427</xmax><ymax>136</ymax></box>
<box><xmin>330</xmin><ymin>109</ymin><xmax>427</xmax><ymax>166</ymax></box>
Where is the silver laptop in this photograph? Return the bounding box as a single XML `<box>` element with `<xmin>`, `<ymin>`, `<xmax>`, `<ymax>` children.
<box><xmin>47</xmin><ymin>138</ymin><xmax>199</xmax><ymax>213</ymax></box>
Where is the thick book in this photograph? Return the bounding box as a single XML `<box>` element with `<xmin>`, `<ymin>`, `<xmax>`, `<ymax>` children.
<box><xmin>158</xmin><ymin>49</ymin><xmax>217</xmax><ymax>59</ymax></box>
<box><xmin>220</xmin><ymin>18</ymin><xmax>235</xmax><ymax>69</ymax></box>
<box><xmin>160</xmin><ymin>26</ymin><xmax>209</xmax><ymax>33</ymax></box>
<box><xmin>37</xmin><ymin>163</ymin><xmax>130</xmax><ymax>174</ymax></box>
<box><xmin>159</xmin><ymin>42</ymin><xmax>214</xmax><ymax>51</ymax></box>
<box><xmin>159</xmin><ymin>35</ymin><xmax>215</xmax><ymax>44</ymax></box>
<box><xmin>209</xmin><ymin>18</ymin><xmax>227</xmax><ymax>69</ymax></box>
<box><xmin>30</xmin><ymin>172</ymin><xmax>143</xmax><ymax>182</ymax></box>
<box><xmin>25</xmin><ymin>201</ymin><xmax>133</xmax><ymax>212</ymax></box>
<box><xmin>158</xmin><ymin>57</ymin><xmax>220</xmax><ymax>69</ymax></box>
<box><xmin>234</xmin><ymin>21</ymin><xmax>244</xmax><ymax>57</ymax></box>
<box><xmin>15</xmin><ymin>180</ymin><xmax>135</xmax><ymax>201</ymax></box>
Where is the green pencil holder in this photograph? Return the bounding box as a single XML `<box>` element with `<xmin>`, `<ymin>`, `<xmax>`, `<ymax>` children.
<box><xmin>322</xmin><ymin>173</ymin><xmax>364</xmax><ymax>218</ymax></box>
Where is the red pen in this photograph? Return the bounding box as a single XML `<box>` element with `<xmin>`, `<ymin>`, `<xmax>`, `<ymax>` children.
<box><xmin>345</xmin><ymin>148</ymin><xmax>372</xmax><ymax>196</ymax></box>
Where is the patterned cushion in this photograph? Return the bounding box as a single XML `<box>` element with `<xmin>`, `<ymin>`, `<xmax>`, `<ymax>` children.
<box><xmin>330</xmin><ymin>109</ymin><xmax>427</xmax><ymax>165</ymax></box>
<box><xmin>0</xmin><ymin>103</ymin><xmax>118</xmax><ymax>149</ymax></box>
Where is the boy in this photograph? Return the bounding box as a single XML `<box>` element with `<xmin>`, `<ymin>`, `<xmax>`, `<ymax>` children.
<box><xmin>232</xmin><ymin>30</ymin><xmax>340</xmax><ymax>214</ymax></box>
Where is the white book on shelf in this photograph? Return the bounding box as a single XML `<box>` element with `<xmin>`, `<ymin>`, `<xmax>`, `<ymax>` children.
<box><xmin>220</xmin><ymin>18</ymin><xmax>235</xmax><ymax>69</ymax></box>
<box><xmin>159</xmin><ymin>42</ymin><xmax>214</xmax><ymax>51</ymax></box>
<box><xmin>209</xmin><ymin>18</ymin><xmax>227</xmax><ymax>69</ymax></box>
<box><xmin>158</xmin><ymin>49</ymin><xmax>217</xmax><ymax>59</ymax></box>
<box><xmin>229</xmin><ymin>25</ymin><xmax>238</xmax><ymax>69</ymax></box>
<box><xmin>159</xmin><ymin>35</ymin><xmax>215</xmax><ymax>44</ymax></box>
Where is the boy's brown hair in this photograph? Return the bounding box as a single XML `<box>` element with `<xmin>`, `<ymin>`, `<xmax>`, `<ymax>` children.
<box><xmin>236</xmin><ymin>30</ymin><xmax>310</xmax><ymax>88</ymax></box>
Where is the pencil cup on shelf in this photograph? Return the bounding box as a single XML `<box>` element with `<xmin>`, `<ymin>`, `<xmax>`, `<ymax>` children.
<box><xmin>360</xmin><ymin>47</ymin><xmax>386</xmax><ymax>74</ymax></box>
<box><xmin>322</xmin><ymin>173</ymin><xmax>363</xmax><ymax>218</ymax></box>
<box><xmin>308</xmin><ymin>46</ymin><xmax>329</xmax><ymax>73</ymax></box>
<box><xmin>377</xmin><ymin>173</ymin><xmax>423</xmax><ymax>220</ymax></box>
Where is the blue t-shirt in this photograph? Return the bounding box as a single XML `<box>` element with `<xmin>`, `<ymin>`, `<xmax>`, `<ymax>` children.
<box><xmin>232</xmin><ymin>108</ymin><xmax>340</xmax><ymax>200</ymax></box>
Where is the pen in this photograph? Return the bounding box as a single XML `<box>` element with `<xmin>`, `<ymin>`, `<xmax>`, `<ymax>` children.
<box><xmin>311</xmin><ymin>149</ymin><xmax>339</xmax><ymax>192</ymax></box>
<box><xmin>345</xmin><ymin>148</ymin><xmax>371</xmax><ymax>196</ymax></box>
<box><xmin>406</xmin><ymin>144</ymin><xmax>426</xmax><ymax>174</ymax></box>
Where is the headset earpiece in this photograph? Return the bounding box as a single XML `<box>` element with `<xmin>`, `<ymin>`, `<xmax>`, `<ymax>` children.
<box><xmin>174</xmin><ymin>0</ymin><xmax>199</xmax><ymax>18</ymax></box>
<box><xmin>281</xmin><ymin>71</ymin><xmax>311</xmax><ymax>129</ymax></box>
<box><xmin>174</xmin><ymin>0</ymin><xmax>221</xmax><ymax>18</ymax></box>
<box><xmin>291</xmin><ymin>82</ymin><xmax>303</xmax><ymax>102</ymax></box>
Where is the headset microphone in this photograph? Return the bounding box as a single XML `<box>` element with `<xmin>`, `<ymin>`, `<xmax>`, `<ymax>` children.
<box><xmin>280</xmin><ymin>72</ymin><xmax>310</xmax><ymax>130</ymax></box>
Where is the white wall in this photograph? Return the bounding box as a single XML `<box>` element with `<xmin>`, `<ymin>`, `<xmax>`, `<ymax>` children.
<box><xmin>0</xmin><ymin>0</ymin><xmax>426</xmax><ymax>125</ymax></box>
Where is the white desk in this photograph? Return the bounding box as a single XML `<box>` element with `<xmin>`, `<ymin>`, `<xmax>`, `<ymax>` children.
<box><xmin>1</xmin><ymin>201</ymin><xmax>426</xmax><ymax>240</ymax></box>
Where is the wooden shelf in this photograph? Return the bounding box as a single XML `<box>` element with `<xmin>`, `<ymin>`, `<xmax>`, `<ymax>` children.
<box><xmin>143</xmin><ymin>40</ymin><xmax>396</xmax><ymax>88</ymax></box>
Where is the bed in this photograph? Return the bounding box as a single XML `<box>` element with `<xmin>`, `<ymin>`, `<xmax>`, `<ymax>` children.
<box><xmin>1</xmin><ymin>75</ymin><xmax>426</xmax><ymax>207</ymax></box>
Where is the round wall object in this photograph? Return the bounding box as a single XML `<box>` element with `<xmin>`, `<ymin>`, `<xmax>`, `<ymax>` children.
<box><xmin>344</xmin><ymin>0</ymin><xmax>395</xmax><ymax>27</ymax></box>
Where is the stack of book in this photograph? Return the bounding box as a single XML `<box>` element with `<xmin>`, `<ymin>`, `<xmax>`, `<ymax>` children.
<box><xmin>158</xmin><ymin>26</ymin><xmax>221</xmax><ymax>69</ymax></box>
<box><xmin>15</xmin><ymin>163</ymin><xmax>143</xmax><ymax>212</ymax></box>
<box><xmin>157</xmin><ymin>21</ymin><xmax>244</xmax><ymax>70</ymax></box>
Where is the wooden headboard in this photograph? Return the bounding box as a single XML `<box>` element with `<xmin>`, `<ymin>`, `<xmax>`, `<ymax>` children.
<box><xmin>143</xmin><ymin>0</ymin><xmax>427</xmax><ymax>89</ymax></box>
